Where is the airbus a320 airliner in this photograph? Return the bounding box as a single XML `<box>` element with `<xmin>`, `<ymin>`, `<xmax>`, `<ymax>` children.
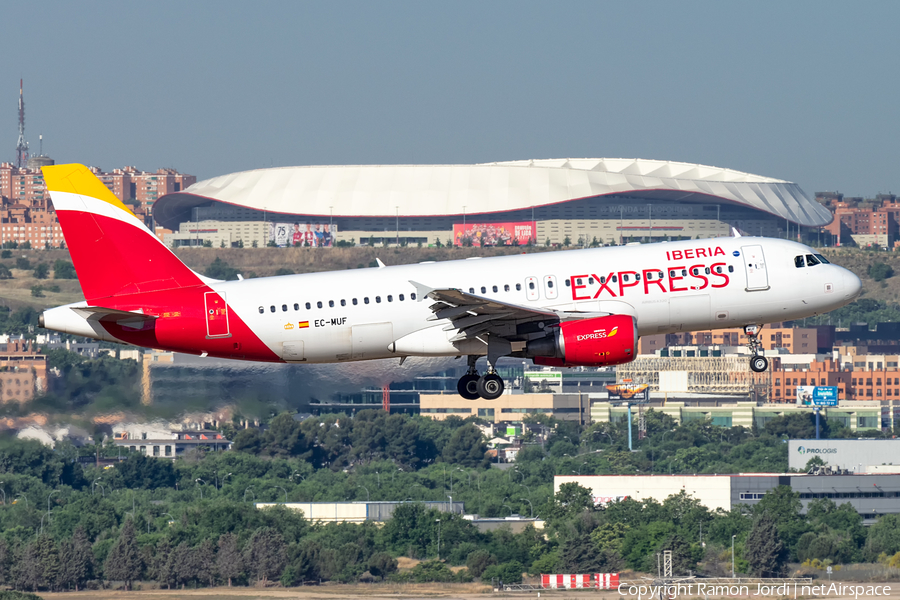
<box><xmin>38</xmin><ymin>164</ymin><xmax>862</xmax><ymax>400</ymax></box>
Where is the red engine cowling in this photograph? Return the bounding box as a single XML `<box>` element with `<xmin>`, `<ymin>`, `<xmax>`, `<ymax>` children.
<box><xmin>529</xmin><ymin>314</ymin><xmax>637</xmax><ymax>367</ymax></box>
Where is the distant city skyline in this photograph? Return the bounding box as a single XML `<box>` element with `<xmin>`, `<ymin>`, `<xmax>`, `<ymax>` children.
<box><xmin>2</xmin><ymin>1</ymin><xmax>898</xmax><ymax>197</ymax></box>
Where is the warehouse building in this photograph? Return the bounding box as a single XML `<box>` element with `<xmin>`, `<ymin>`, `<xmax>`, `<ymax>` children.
<box><xmin>787</xmin><ymin>439</ymin><xmax>900</xmax><ymax>473</ymax></box>
<box><xmin>555</xmin><ymin>473</ymin><xmax>900</xmax><ymax>522</ymax></box>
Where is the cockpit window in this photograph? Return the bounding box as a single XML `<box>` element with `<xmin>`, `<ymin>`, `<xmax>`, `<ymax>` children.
<box><xmin>806</xmin><ymin>254</ymin><xmax>820</xmax><ymax>267</ymax></box>
<box><xmin>794</xmin><ymin>256</ymin><xmax>805</xmax><ymax>268</ymax></box>
<box><xmin>814</xmin><ymin>253</ymin><xmax>830</xmax><ymax>264</ymax></box>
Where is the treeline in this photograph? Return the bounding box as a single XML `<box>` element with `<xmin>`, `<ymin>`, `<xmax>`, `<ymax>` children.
<box><xmin>232</xmin><ymin>411</ymin><xmax>489</xmax><ymax>469</ymax></box>
<box><xmin>0</xmin><ymin>410</ymin><xmax>897</xmax><ymax>591</ymax></box>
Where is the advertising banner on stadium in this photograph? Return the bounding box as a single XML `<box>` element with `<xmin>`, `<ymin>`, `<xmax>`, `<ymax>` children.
<box><xmin>268</xmin><ymin>222</ymin><xmax>337</xmax><ymax>248</ymax></box>
<box><xmin>453</xmin><ymin>221</ymin><xmax>536</xmax><ymax>247</ymax></box>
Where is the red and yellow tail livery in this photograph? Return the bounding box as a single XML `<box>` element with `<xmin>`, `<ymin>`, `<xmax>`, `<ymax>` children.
<box><xmin>40</xmin><ymin>164</ymin><xmax>279</xmax><ymax>361</ymax></box>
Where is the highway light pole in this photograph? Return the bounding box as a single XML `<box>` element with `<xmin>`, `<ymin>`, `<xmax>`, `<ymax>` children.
<box><xmin>732</xmin><ymin>535</ymin><xmax>736</xmax><ymax>578</ymax></box>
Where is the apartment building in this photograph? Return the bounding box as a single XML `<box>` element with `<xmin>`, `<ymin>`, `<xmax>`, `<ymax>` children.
<box><xmin>0</xmin><ymin>339</ymin><xmax>47</xmax><ymax>404</ymax></box>
<box><xmin>0</xmin><ymin>163</ymin><xmax>195</xmax><ymax>245</ymax></box>
<box><xmin>640</xmin><ymin>325</ymin><xmax>819</xmax><ymax>355</ymax></box>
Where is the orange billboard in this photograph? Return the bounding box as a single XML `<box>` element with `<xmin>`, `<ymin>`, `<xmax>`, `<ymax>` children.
<box><xmin>453</xmin><ymin>221</ymin><xmax>536</xmax><ymax>247</ymax></box>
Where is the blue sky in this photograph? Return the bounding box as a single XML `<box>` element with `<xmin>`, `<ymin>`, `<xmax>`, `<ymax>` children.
<box><xmin>2</xmin><ymin>1</ymin><xmax>898</xmax><ymax>196</ymax></box>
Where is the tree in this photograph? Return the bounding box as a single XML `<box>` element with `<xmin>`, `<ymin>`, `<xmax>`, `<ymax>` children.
<box><xmin>116</xmin><ymin>453</ymin><xmax>176</xmax><ymax>489</ymax></box>
<box><xmin>15</xmin><ymin>258</ymin><xmax>30</xmax><ymax>270</ymax></box>
<box><xmin>864</xmin><ymin>514</ymin><xmax>900</xmax><ymax>561</ymax></box>
<box><xmin>764</xmin><ymin>413</ymin><xmax>820</xmax><ymax>439</ymax></box>
<box><xmin>482</xmin><ymin>560</ymin><xmax>524</xmax><ymax>585</ymax></box>
<box><xmin>441</xmin><ymin>424</ymin><xmax>487</xmax><ymax>467</ymax></box>
<box><xmin>466</xmin><ymin>549</ymin><xmax>497</xmax><ymax>578</ymax></box>
<box><xmin>205</xmin><ymin>257</ymin><xmax>240</xmax><ymax>280</ymax></box>
<box><xmin>35</xmin><ymin>534</ymin><xmax>61</xmax><ymax>591</ymax></box>
<box><xmin>868</xmin><ymin>262</ymin><xmax>894</xmax><ymax>281</ymax></box>
<box><xmin>367</xmin><ymin>552</ymin><xmax>398</xmax><ymax>581</ymax></box>
<box><xmin>57</xmin><ymin>539</ymin><xmax>77</xmax><ymax>591</ymax></box>
<box><xmin>33</xmin><ymin>263</ymin><xmax>49</xmax><ymax>279</ymax></box>
<box><xmin>0</xmin><ymin>539</ymin><xmax>9</xmax><ymax>587</ymax></box>
<box><xmin>15</xmin><ymin>539</ymin><xmax>42</xmax><ymax>592</ymax></box>
<box><xmin>152</xmin><ymin>538</ymin><xmax>175</xmax><ymax>589</ymax></box>
<box><xmin>0</xmin><ymin>265</ymin><xmax>12</xmax><ymax>280</ymax></box>
<box><xmin>262</xmin><ymin>412</ymin><xmax>310</xmax><ymax>457</ymax></box>
<box><xmin>195</xmin><ymin>539</ymin><xmax>217</xmax><ymax>587</ymax></box>
<box><xmin>560</xmin><ymin>531</ymin><xmax>607</xmax><ymax>573</ymax></box>
<box><xmin>287</xmin><ymin>541</ymin><xmax>322</xmax><ymax>584</ymax></box>
<box><xmin>660</xmin><ymin>534</ymin><xmax>697</xmax><ymax>575</ymax></box>
<box><xmin>245</xmin><ymin>527</ymin><xmax>287</xmax><ymax>585</ymax></box>
<box><xmin>53</xmin><ymin>260</ymin><xmax>77</xmax><ymax>279</ymax></box>
<box><xmin>233</xmin><ymin>428</ymin><xmax>264</xmax><ymax>454</ymax></box>
<box><xmin>104</xmin><ymin>520</ymin><xmax>142</xmax><ymax>590</ymax></box>
<box><xmin>217</xmin><ymin>533</ymin><xmax>243</xmax><ymax>586</ymax></box>
<box><xmin>744</xmin><ymin>514</ymin><xmax>786</xmax><ymax>577</ymax></box>
<box><xmin>172</xmin><ymin>542</ymin><xmax>199</xmax><ymax>589</ymax></box>
<box><xmin>67</xmin><ymin>527</ymin><xmax>94</xmax><ymax>591</ymax></box>
<box><xmin>752</xmin><ymin>486</ymin><xmax>806</xmax><ymax>553</ymax></box>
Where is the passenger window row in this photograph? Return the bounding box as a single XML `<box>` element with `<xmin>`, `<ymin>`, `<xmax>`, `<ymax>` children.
<box><xmin>259</xmin><ymin>292</ymin><xmax>417</xmax><ymax>314</ymax></box>
<box><xmin>469</xmin><ymin>284</ymin><xmax>523</xmax><ymax>294</ymax></box>
<box><xmin>565</xmin><ymin>266</ymin><xmax>735</xmax><ymax>286</ymax></box>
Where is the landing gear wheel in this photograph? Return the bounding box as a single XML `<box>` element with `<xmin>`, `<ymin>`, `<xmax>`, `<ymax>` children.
<box><xmin>750</xmin><ymin>355</ymin><xmax>769</xmax><ymax>373</ymax></box>
<box><xmin>477</xmin><ymin>373</ymin><xmax>504</xmax><ymax>400</ymax></box>
<box><xmin>458</xmin><ymin>374</ymin><xmax>480</xmax><ymax>400</ymax></box>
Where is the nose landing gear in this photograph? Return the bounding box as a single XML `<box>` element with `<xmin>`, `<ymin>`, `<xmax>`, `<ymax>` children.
<box><xmin>457</xmin><ymin>355</ymin><xmax>505</xmax><ymax>400</ymax></box>
<box><xmin>744</xmin><ymin>324</ymin><xmax>769</xmax><ymax>372</ymax></box>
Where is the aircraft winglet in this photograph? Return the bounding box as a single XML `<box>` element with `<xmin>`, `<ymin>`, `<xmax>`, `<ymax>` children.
<box><xmin>731</xmin><ymin>227</ymin><xmax>742</xmax><ymax>238</ymax></box>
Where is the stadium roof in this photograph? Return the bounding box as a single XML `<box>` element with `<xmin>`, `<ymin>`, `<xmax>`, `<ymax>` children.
<box><xmin>154</xmin><ymin>158</ymin><xmax>833</xmax><ymax>229</ymax></box>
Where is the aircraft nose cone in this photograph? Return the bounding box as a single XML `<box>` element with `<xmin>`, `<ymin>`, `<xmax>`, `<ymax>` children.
<box><xmin>843</xmin><ymin>269</ymin><xmax>862</xmax><ymax>300</ymax></box>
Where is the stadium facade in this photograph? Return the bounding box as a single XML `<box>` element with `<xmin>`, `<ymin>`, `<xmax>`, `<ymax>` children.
<box><xmin>154</xmin><ymin>158</ymin><xmax>832</xmax><ymax>248</ymax></box>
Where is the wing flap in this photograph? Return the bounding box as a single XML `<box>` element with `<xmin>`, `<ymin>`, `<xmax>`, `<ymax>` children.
<box><xmin>410</xmin><ymin>280</ymin><xmax>559</xmax><ymax>342</ymax></box>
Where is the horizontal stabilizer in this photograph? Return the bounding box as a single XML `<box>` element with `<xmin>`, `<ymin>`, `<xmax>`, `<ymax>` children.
<box><xmin>71</xmin><ymin>306</ymin><xmax>158</xmax><ymax>330</ymax></box>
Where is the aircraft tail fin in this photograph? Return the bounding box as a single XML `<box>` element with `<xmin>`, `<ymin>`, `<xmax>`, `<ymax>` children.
<box><xmin>42</xmin><ymin>164</ymin><xmax>206</xmax><ymax>302</ymax></box>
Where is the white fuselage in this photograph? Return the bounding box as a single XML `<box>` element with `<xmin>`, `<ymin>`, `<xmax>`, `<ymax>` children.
<box><xmin>200</xmin><ymin>237</ymin><xmax>859</xmax><ymax>363</ymax></box>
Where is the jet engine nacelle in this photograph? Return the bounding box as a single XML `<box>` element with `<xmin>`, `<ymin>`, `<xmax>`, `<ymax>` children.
<box><xmin>526</xmin><ymin>314</ymin><xmax>637</xmax><ymax>367</ymax></box>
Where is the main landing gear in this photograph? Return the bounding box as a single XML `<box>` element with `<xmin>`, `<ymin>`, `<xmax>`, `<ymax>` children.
<box><xmin>457</xmin><ymin>355</ymin><xmax>505</xmax><ymax>400</ymax></box>
<box><xmin>744</xmin><ymin>324</ymin><xmax>769</xmax><ymax>373</ymax></box>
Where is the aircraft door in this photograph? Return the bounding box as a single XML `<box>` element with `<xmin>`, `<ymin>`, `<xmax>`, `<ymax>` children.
<box><xmin>524</xmin><ymin>277</ymin><xmax>540</xmax><ymax>301</ymax></box>
<box><xmin>543</xmin><ymin>275</ymin><xmax>558</xmax><ymax>299</ymax></box>
<box><xmin>741</xmin><ymin>245</ymin><xmax>769</xmax><ymax>291</ymax></box>
<box><xmin>204</xmin><ymin>291</ymin><xmax>231</xmax><ymax>338</ymax></box>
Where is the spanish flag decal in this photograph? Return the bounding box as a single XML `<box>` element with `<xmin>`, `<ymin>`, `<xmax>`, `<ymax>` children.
<box><xmin>298</xmin><ymin>321</ymin><xmax>309</xmax><ymax>329</ymax></box>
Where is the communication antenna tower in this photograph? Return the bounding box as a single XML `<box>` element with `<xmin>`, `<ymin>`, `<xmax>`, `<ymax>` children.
<box><xmin>15</xmin><ymin>80</ymin><xmax>29</xmax><ymax>168</ymax></box>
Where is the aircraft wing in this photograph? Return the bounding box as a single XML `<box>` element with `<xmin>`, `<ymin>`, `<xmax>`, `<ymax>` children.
<box><xmin>410</xmin><ymin>280</ymin><xmax>558</xmax><ymax>343</ymax></box>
